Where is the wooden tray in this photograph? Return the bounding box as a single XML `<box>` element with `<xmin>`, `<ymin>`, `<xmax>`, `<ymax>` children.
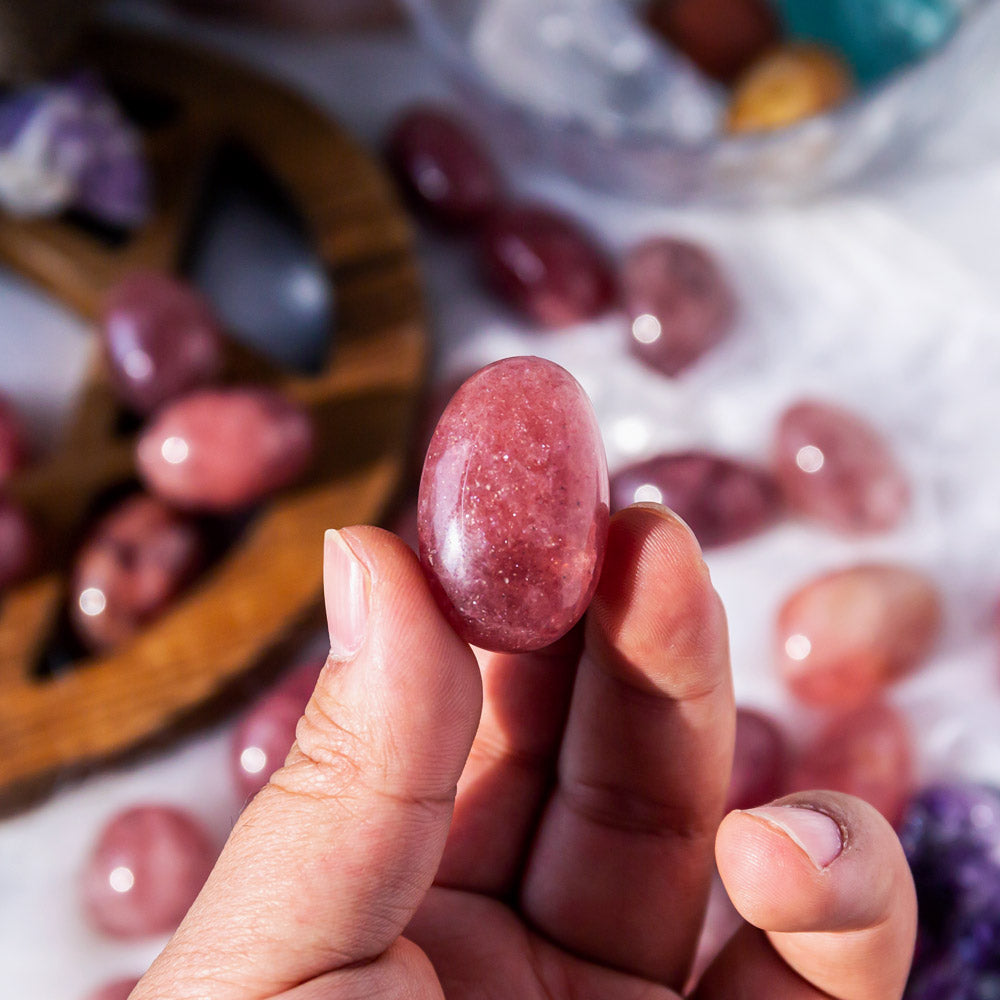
<box><xmin>0</xmin><ymin>26</ymin><xmax>425</xmax><ymax>815</ymax></box>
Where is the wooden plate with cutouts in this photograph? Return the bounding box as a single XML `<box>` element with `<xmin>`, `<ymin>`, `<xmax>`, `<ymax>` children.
<box><xmin>0</xmin><ymin>26</ymin><xmax>425</xmax><ymax>814</ymax></box>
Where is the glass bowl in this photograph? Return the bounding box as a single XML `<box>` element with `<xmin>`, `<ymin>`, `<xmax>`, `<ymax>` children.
<box><xmin>400</xmin><ymin>0</ymin><xmax>1000</xmax><ymax>203</ymax></box>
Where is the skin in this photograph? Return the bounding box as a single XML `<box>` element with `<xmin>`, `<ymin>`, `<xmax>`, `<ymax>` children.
<box><xmin>133</xmin><ymin>504</ymin><xmax>917</xmax><ymax>1000</ymax></box>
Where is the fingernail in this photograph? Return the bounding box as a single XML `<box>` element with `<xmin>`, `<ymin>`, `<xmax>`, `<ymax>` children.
<box><xmin>744</xmin><ymin>805</ymin><xmax>844</xmax><ymax>870</ymax></box>
<box><xmin>324</xmin><ymin>529</ymin><xmax>370</xmax><ymax>660</ymax></box>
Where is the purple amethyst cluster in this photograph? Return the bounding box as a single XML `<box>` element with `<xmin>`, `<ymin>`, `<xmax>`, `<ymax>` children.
<box><xmin>901</xmin><ymin>784</ymin><xmax>1000</xmax><ymax>999</ymax></box>
<box><xmin>0</xmin><ymin>71</ymin><xmax>150</xmax><ymax>227</ymax></box>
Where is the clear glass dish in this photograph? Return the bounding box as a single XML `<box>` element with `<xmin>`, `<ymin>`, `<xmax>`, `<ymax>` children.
<box><xmin>401</xmin><ymin>0</ymin><xmax>1000</xmax><ymax>203</ymax></box>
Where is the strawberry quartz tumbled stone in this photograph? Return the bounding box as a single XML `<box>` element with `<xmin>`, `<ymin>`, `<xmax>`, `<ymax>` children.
<box><xmin>136</xmin><ymin>387</ymin><xmax>314</xmax><ymax>511</ymax></box>
<box><xmin>623</xmin><ymin>238</ymin><xmax>736</xmax><ymax>378</ymax></box>
<box><xmin>726</xmin><ymin>707</ymin><xmax>789</xmax><ymax>813</ymax></box>
<box><xmin>81</xmin><ymin>805</ymin><xmax>216</xmax><ymax>938</ymax></box>
<box><xmin>776</xmin><ymin>563</ymin><xmax>941</xmax><ymax>708</ymax></box>
<box><xmin>480</xmin><ymin>206</ymin><xmax>617</xmax><ymax>328</ymax></box>
<box><xmin>386</xmin><ymin>106</ymin><xmax>503</xmax><ymax>229</ymax></box>
<box><xmin>610</xmin><ymin>452</ymin><xmax>780</xmax><ymax>548</ymax></box>
<box><xmin>418</xmin><ymin>357</ymin><xmax>610</xmax><ymax>653</ymax></box>
<box><xmin>102</xmin><ymin>271</ymin><xmax>224</xmax><ymax>415</ymax></box>
<box><xmin>774</xmin><ymin>399</ymin><xmax>909</xmax><ymax>533</ymax></box>
<box><xmin>84</xmin><ymin>978</ymin><xmax>142</xmax><ymax>1000</ymax></box>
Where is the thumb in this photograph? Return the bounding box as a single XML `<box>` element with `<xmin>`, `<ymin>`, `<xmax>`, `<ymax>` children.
<box><xmin>134</xmin><ymin>527</ymin><xmax>483</xmax><ymax>999</ymax></box>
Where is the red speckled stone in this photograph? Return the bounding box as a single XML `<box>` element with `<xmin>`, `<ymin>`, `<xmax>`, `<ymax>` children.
<box><xmin>789</xmin><ymin>700</ymin><xmax>914</xmax><ymax>825</ymax></box>
<box><xmin>610</xmin><ymin>452</ymin><xmax>780</xmax><ymax>548</ymax></box>
<box><xmin>418</xmin><ymin>357</ymin><xmax>610</xmax><ymax>652</ymax></box>
<box><xmin>645</xmin><ymin>0</ymin><xmax>781</xmax><ymax>83</ymax></box>
<box><xmin>102</xmin><ymin>271</ymin><xmax>224</xmax><ymax>415</ymax></box>
<box><xmin>84</xmin><ymin>978</ymin><xmax>141</xmax><ymax>1000</ymax></box>
<box><xmin>136</xmin><ymin>387</ymin><xmax>313</xmax><ymax>511</ymax></box>
<box><xmin>774</xmin><ymin>400</ymin><xmax>909</xmax><ymax>533</ymax></box>
<box><xmin>387</xmin><ymin>106</ymin><xmax>503</xmax><ymax>229</ymax></box>
<box><xmin>69</xmin><ymin>494</ymin><xmax>204</xmax><ymax>653</ymax></box>
<box><xmin>0</xmin><ymin>496</ymin><xmax>37</xmax><ymax>589</ymax></box>
<box><xmin>0</xmin><ymin>395</ymin><xmax>30</xmax><ymax>483</ymax></box>
<box><xmin>776</xmin><ymin>564</ymin><xmax>941</xmax><ymax>708</ymax></box>
<box><xmin>81</xmin><ymin>805</ymin><xmax>216</xmax><ymax>939</ymax></box>
<box><xmin>623</xmin><ymin>238</ymin><xmax>736</xmax><ymax>378</ymax></box>
<box><xmin>726</xmin><ymin>707</ymin><xmax>789</xmax><ymax>813</ymax></box>
<box><xmin>480</xmin><ymin>206</ymin><xmax>617</xmax><ymax>328</ymax></box>
<box><xmin>231</xmin><ymin>658</ymin><xmax>323</xmax><ymax>800</ymax></box>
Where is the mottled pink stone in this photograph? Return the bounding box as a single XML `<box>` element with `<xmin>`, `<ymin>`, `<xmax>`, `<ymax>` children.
<box><xmin>386</xmin><ymin>106</ymin><xmax>503</xmax><ymax>229</ymax></box>
<box><xmin>622</xmin><ymin>237</ymin><xmax>736</xmax><ymax>377</ymax></box>
<box><xmin>102</xmin><ymin>271</ymin><xmax>224</xmax><ymax>415</ymax></box>
<box><xmin>231</xmin><ymin>658</ymin><xmax>323</xmax><ymax>800</ymax></box>
<box><xmin>610</xmin><ymin>452</ymin><xmax>781</xmax><ymax>548</ymax></box>
<box><xmin>69</xmin><ymin>494</ymin><xmax>205</xmax><ymax>653</ymax></box>
<box><xmin>84</xmin><ymin>977</ymin><xmax>141</xmax><ymax>1000</ymax></box>
<box><xmin>0</xmin><ymin>395</ymin><xmax>30</xmax><ymax>483</ymax></box>
<box><xmin>480</xmin><ymin>206</ymin><xmax>617</xmax><ymax>328</ymax></box>
<box><xmin>81</xmin><ymin>805</ymin><xmax>216</xmax><ymax>939</ymax></box>
<box><xmin>418</xmin><ymin>357</ymin><xmax>610</xmax><ymax>652</ymax></box>
<box><xmin>686</xmin><ymin>874</ymin><xmax>744</xmax><ymax>992</ymax></box>
<box><xmin>0</xmin><ymin>495</ymin><xmax>37</xmax><ymax>588</ymax></box>
<box><xmin>774</xmin><ymin>400</ymin><xmax>909</xmax><ymax>533</ymax></box>
<box><xmin>776</xmin><ymin>564</ymin><xmax>941</xmax><ymax>708</ymax></box>
<box><xmin>726</xmin><ymin>707</ymin><xmax>789</xmax><ymax>813</ymax></box>
<box><xmin>789</xmin><ymin>700</ymin><xmax>914</xmax><ymax>826</ymax></box>
<box><xmin>136</xmin><ymin>387</ymin><xmax>314</xmax><ymax>511</ymax></box>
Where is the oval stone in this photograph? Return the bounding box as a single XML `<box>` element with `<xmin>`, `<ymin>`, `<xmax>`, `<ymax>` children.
<box><xmin>776</xmin><ymin>563</ymin><xmax>941</xmax><ymax>707</ymax></box>
<box><xmin>418</xmin><ymin>357</ymin><xmax>610</xmax><ymax>652</ymax></box>
<box><xmin>774</xmin><ymin>399</ymin><xmax>909</xmax><ymax>533</ymax></box>
<box><xmin>610</xmin><ymin>452</ymin><xmax>781</xmax><ymax>548</ymax></box>
<box><xmin>726</xmin><ymin>707</ymin><xmax>788</xmax><ymax>813</ymax></box>
<box><xmin>136</xmin><ymin>387</ymin><xmax>314</xmax><ymax>511</ymax></box>
<box><xmin>0</xmin><ymin>395</ymin><xmax>30</xmax><ymax>483</ymax></box>
<box><xmin>84</xmin><ymin>978</ymin><xmax>142</xmax><ymax>1000</ymax></box>
<box><xmin>623</xmin><ymin>237</ymin><xmax>736</xmax><ymax>378</ymax></box>
<box><xmin>102</xmin><ymin>271</ymin><xmax>224</xmax><ymax>415</ymax></box>
<box><xmin>70</xmin><ymin>494</ymin><xmax>205</xmax><ymax>653</ymax></box>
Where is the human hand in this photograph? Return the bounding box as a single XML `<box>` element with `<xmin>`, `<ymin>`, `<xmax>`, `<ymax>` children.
<box><xmin>132</xmin><ymin>504</ymin><xmax>917</xmax><ymax>999</ymax></box>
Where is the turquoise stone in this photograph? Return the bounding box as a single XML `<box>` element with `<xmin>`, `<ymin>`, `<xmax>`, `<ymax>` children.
<box><xmin>770</xmin><ymin>0</ymin><xmax>960</xmax><ymax>84</ymax></box>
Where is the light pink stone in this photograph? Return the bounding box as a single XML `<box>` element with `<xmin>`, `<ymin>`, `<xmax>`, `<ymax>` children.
<box><xmin>84</xmin><ymin>977</ymin><xmax>141</xmax><ymax>1000</ymax></box>
<box><xmin>81</xmin><ymin>805</ymin><xmax>216</xmax><ymax>939</ymax></box>
<box><xmin>726</xmin><ymin>708</ymin><xmax>788</xmax><ymax>813</ymax></box>
<box><xmin>418</xmin><ymin>357</ymin><xmax>610</xmax><ymax>652</ymax></box>
<box><xmin>789</xmin><ymin>700</ymin><xmax>914</xmax><ymax>826</ymax></box>
<box><xmin>622</xmin><ymin>238</ymin><xmax>736</xmax><ymax>377</ymax></box>
<box><xmin>136</xmin><ymin>387</ymin><xmax>313</xmax><ymax>511</ymax></box>
<box><xmin>776</xmin><ymin>563</ymin><xmax>941</xmax><ymax>708</ymax></box>
<box><xmin>774</xmin><ymin>400</ymin><xmax>909</xmax><ymax>533</ymax></box>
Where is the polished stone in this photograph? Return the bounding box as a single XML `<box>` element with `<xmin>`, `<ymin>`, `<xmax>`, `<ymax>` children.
<box><xmin>726</xmin><ymin>707</ymin><xmax>788</xmax><ymax>813</ymax></box>
<box><xmin>0</xmin><ymin>395</ymin><xmax>29</xmax><ymax>483</ymax></box>
<box><xmin>0</xmin><ymin>496</ymin><xmax>36</xmax><ymax>589</ymax></box>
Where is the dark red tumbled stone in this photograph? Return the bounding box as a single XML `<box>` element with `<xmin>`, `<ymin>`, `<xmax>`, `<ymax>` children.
<box><xmin>387</xmin><ymin>105</ymin><xmax>503</xmax><ymax>229</ymax></box>
<box><xmin>610</xmin><ymin>452</ymin><xmax>781</xmax><ymax>548</ymax></box>
<box><xmin>418</xmin><ymin>357</ymin><xmax>610</xmax><ymax>653</ymax></box>
<box><xmin>726</xmin><ymin>707</ymin><xmax>789</xmax><ymax>813</ymax></box>
<box><xmin>0</xmin><ymin>495</ymin><xmax>37</xmax><ymax>588</ymax></box>
<box><xmin>480</xmin><ymin>205</ymin><xmax>617</xmax><ymax>328</ymax></box>
<box><xmin>774</xmin><ymin>399</ymin><xmax>909</xmax><ymax>534</ymax></box>
<box><xmin>136</xmin><ymin>387</ymin><xmax>314</xmax><ymax>511</ymax></box>
<box><xmin>0</xmin><ymin>395</ymin><xmax>30</xmax><ymax>483</ymax></box>
<box><xmin>622</xmin><ymin>238</ymin><xmax>736</xmax><ymax>378</ymax></box>
<box><xmin>69</xmin><ymin>493</ymin><xmax>205</xmax><ymax>653</ymax></box>
<box><xmin>102</xmin><ymin>271</ymin><xmax>224</xmax><ymax>415</ymax></box>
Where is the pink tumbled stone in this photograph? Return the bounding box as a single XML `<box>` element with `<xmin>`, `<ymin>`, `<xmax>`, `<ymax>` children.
<box><xmin>136</xmin><ymin>387</ymin><xmax>314</xmax><ymax>511</ymax></box>
<box><xmin>231</xmin><ymin>658</ymin><xmax>323</xmax><ymax>800</ymax></box>
<box><xmin>102</xmin><ymin>271</ymin><xmax>224</xmax><ymax>415</ymax></box>
<box><xmin>686</xmin><ymin>874</ymin><xmax>743</xmax><ymax>992</ymax></box>
<box><xmin>387</xmin><ymin>105</ymin><xmax>503</xmax><ymax>229</ymax></box>
<box><xmin>774</xmin><ymin>400</ymin><xmax>909</xmax><ymax>533</ymax></box>
<box><xmin>789</xmin><ymin>700</ymin><xmax>914</xmax><ymax>826</ymax></box>
<box><xmin>81</xmin><ymin>805</ymin><xmax>216</xmax><ymax>939</ymax></box>
<box><xmin>69</xmin><ymin>494</ymin><xmax>204</xmax><ymax>653</ymax></box>
<box><xmin>480</xmin><ymin>205</ymin><xmax>617</xmax><ymax>328</ymax></box>
<box><xmin>726</xmin><ymin>708</ymin><xmax>789</xmax><ymax>813</ymax></box>
<box><xmin>0</xmin><ymin>395</ymin><xmax>30</xmax><ymax>483</ymax></box>
<box><xmin>776</xmin><ymin>564</ymin><xmax>941</xmax><ymax>708</ymax></box>
<box><xmin>0</xmin><ymin>496</ymin><xmax>37</xmax><ymax>588</ymax></box>
<box><xmin>418</xmin><ymin>357</ymin><xmax>610</xmax><ymax>653</ymax></box>
<box><xmin>623</xmin><ymin>238</ymin><xmax>736</xmax><ymax>378</ymax></box>
<box><xmin>610</xmin><ymin>452</ymin><xmax>781</xmax><ymax>548</ymax></box>
<box><xmin>84</xmin><ymin>977</ymin><xmax>141</xmax><ymax>1000</ymax></box>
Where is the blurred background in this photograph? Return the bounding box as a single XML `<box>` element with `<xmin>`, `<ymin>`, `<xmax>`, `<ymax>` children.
<box><xmin>2</xmin><ymin>1</ymin><xmax>1000</xmax><ymax>997</ymax></box>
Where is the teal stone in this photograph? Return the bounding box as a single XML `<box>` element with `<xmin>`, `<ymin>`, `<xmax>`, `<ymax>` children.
<box><xmin>769</xmin><ymin>0</ymin><xmax>961</xmax><ymax>84</ymax></box>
